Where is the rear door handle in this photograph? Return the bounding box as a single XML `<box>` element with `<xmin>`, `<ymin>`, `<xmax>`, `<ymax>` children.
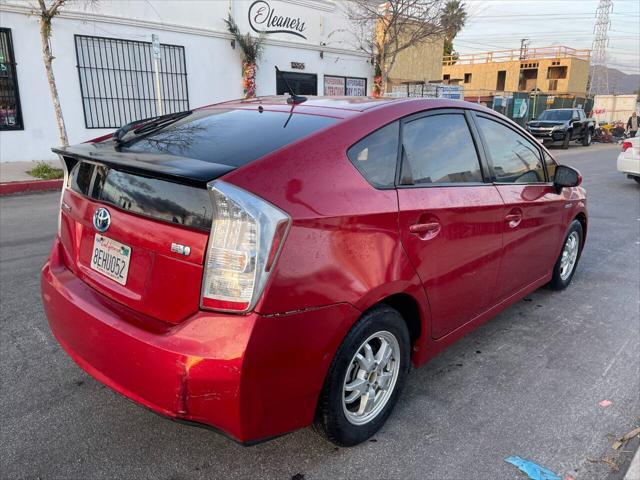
<box><xmin>409</xmin><ymin>222</ymin><xmax>441</xmax><ymax>240</ymax></box>
<box><xmin>505</xmin><ymin>213</ymin><xmax>522</xmax><ymax>228</ymax></box>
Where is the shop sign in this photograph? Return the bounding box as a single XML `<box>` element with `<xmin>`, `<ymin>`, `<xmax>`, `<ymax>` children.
<box><xmin>324</xmin><ymin>76</ymin><xmax>345</xmax><ymax>96</ymax></box>
<box><xmin>249</xmin><ymin>1</ymin><xmax>307</xmax><ymax>39</ymax></box>
<box><xmin>438</xmin><ymin>84</ymin><xmax>463</xmax><ymax>100</ymax></box>
<box><xmin>346</xmin><ymin>78</ymin><xmax>366</xmax><ymax>96</ymax></box>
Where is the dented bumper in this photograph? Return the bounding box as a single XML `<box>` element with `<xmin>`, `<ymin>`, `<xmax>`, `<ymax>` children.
<box><xmin>42</xmin><ymin>238</ymin><xmax>253</xmax><ymax>440</ymax></box>
<box><xmin>41</xmin><ymin>237</ymin><xmax>360</xmax><ymax>443</ymax></box>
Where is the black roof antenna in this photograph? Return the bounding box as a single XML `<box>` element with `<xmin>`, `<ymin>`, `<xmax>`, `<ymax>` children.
<box><xmin>275</xmin><ymin>66</ymin><xmax>307</xmax><ymax>105</ymax></box>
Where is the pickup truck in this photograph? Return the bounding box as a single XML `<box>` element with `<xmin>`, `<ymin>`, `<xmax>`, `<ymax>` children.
<box><xmin>526</xmin><ymin>108</ymin><xmax>596</xmax><ymax>149</ymax></box>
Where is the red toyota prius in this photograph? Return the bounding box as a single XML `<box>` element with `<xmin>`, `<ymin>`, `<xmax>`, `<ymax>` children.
<box><xmin>41</xmin><ymin>96</ymin><xmax>586</xmax><ymax>446</ymax></box>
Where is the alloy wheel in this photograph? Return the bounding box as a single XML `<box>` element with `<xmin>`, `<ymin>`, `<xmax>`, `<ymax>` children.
<box><xmin>560</xmin><ymin>231</ymin><xmax>580</xmax><ymax>280</ymax></box>
<box><xmin>342</xmin><ymin>331</ymin><xmax>400</xmax><ymax>426</ymax></box>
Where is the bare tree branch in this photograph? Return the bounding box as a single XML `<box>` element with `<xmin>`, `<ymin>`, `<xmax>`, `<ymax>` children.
<box><xmin>47</xmin><ymin>0</ymin><xmax>68</xmax><ymax>16</ymax></box>
<box><xmin>345</xmin><ymin>0</ymin><xmax>447</xmax><ymax>93</ymax></box>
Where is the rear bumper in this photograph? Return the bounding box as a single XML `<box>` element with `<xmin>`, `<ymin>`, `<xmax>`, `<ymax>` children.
<box><xmin>41</xmin><ymin>238</ymin><xmax>360</xmax><ymax>443</ymax></box>
<box><xmin>617</xmin><ymin>152</ymin><xmax>640</xmax><ymax>177</ymax></box>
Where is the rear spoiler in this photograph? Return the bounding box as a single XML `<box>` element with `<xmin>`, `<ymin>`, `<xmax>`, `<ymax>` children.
<box><xmin>52</xmin><ymin>144</ymin><xmax>236</xmax><ymax>188</ymax></box>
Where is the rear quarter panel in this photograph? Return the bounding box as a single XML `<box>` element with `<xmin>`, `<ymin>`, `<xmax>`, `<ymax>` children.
<box><xmin>222</xmin><ymin>109</ymin><xmax>427</xmax><ymax>319</ymax></box>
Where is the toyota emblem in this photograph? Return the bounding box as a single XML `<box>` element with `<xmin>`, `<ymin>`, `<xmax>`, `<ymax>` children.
<box><xmin>93</xmin><ymin>207</ymin><xmax>111</xmax><ymax>232</ymax></box>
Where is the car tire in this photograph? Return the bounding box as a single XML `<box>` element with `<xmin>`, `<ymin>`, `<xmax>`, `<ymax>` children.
<box><xmin>549</xmin><ymin>220</ymin><xmax>583</xmax><ymax>290</ymax></box>
<box><xmin>582</xmin><ymin>129</ymin><xmax>592</xmax><ymax>146</ymax></box>
<box><xmin>315</xmin><ymin>305</ymin><xmax>410</xmax><ymax>447</ymax></box>
<box><xmin>561</xmin><ymin>131</ymin><xmax>571</xmax><ymax>149</ymax></box>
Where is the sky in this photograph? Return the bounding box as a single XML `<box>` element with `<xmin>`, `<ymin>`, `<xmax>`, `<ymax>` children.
<box><xmin>453</xmin><ymin>0</ymin><xmax>640</xmax><ymax>75</ymax></box>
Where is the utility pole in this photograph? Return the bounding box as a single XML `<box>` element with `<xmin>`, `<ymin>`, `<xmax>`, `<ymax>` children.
<box><xmin>589</xmin><ymin>0</ymin><xmax>613</xmax><ymax>96</ymax></box>
<box><xmin>519</xmin><ymin>38</ymin><xmax>529</xmax><ymax>60</ymax></box>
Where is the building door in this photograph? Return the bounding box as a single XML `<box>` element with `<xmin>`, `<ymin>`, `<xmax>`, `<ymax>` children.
<box><xmin>276</xmin><ymin>72</ymin><xmax>317</xmax><ymax>96</ymax></box>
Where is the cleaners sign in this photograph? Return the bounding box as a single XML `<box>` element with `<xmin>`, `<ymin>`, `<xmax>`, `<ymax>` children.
<box><xmin>248</xmin><ymin>1</ymin><xmax>308</xmax><ymax>39</ymax></box>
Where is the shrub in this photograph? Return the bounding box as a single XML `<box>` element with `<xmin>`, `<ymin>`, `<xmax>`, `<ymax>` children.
<box><xmin>27</xmin><ymin>161</ymin><xmax>64</xmax><ymax>180</ymax></box>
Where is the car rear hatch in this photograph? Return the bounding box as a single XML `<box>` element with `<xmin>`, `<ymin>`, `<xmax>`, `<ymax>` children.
<box><xmin>53</xmin><ymin>106</ymin><xmax>339</xmax><ymax>324</ymax></box>
<box><xmin>56</xmin><ymin>154</ymin><xmax>216</xmax><ymax>324</ymax></box>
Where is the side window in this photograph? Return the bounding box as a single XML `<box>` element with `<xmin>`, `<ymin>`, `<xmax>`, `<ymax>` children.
<box><xmin>347</xmin><ymin>121</ymin><xmax>399</xmax><ymax>188</ymax></box>
<box><xmin>544</xmin><ymin>151</ymin><xmax>557</xmax><ymax>182</ymax></box>
<box><xmin>401</xmin><ymin>114</ymin><xmax>483</xmax><ymax>185</ymax></box>
<box><xmin>476</xmin><ymin>116</ymin><xmax>546</xmax><ymax>183</ymax></box>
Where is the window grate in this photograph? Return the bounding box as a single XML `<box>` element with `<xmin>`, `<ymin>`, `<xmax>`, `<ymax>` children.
<box><xmin>0</xmin><ymin>28</ymin><xmax>23</xmax><ymax>130</ymax></box>
<box><xmin>75</xmin><ymin>35</ymin><xmax>189</xmax><ymax>129</ymax></box>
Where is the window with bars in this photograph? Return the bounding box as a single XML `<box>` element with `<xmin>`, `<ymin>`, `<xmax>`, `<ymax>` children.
<box><xmin>0</xmin><ymin>28</ymin><xmax>23</xmax><ymax>130</ymax></box>
<box><xmin>75</xmin><ymin>35</ymin><xmax>189</xmax><ymax>129</ymax></box>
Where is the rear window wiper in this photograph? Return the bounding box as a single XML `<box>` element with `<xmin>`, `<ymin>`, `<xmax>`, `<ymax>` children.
<box><xmin>112</xmin><ymin>111</ymin><xmax>193</xmax><ymax>147</ymax></box>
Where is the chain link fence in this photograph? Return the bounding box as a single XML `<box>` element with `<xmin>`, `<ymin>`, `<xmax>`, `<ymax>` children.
<box><xmin>484</xmin><ymin>92</ymin><xmax>594</xmax><ymax>127</ymax></box>
<box><xmin>387</xmin><ymin>83</ymin><xmax>594</xmax><ymax>127</ymax></box>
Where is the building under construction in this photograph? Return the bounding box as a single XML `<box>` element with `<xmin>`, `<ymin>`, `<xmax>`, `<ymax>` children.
<box><xmin>442</xmin><ymin>46</ymin><xmax>591</xmax><ymax>99</ymax></box>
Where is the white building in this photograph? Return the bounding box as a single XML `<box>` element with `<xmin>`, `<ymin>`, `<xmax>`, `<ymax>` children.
<box><xmin>0</xmin><ymin>0</ymin><xmax>373</xmax><ymax>162</ymax></box>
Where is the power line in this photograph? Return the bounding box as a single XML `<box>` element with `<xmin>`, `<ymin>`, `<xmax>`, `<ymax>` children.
<box><xmin>470</xmin><ymin>12</ymin><xmax>638</xmax><ymax>18</ymax></box>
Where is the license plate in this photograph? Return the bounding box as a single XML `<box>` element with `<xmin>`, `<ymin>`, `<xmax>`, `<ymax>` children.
<box><xmin>90</xmin><ymin>234</ymin><xmax>131</xmax><ymax>285</ymax></box>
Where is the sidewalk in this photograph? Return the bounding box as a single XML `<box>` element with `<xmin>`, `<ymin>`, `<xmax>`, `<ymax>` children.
<box><xmin>0</xmin><ymin>160</ymin><xmax>63</xmax><ymax>196</ymax></box>
<box><xmin>626</xmin><ymin>447</ymin><xmax>640</xmax><ymax>480</ymax></box>
<box><xmin>0</xmin><ymin>160</ymin><xmax>59</xmax><ymax>183</ymax></box>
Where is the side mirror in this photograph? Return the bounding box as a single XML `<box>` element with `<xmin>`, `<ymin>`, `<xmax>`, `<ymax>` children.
<box><xmin>554</xmin><ymin>165</ymin><xmax>582</xmax><ymax>192</ymax></box>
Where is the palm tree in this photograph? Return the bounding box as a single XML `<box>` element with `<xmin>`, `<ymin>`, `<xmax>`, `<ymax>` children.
<box><xmin>441</xmin><ymin>0</ymin><xmax>467</xmax><ymax>58</ymax></box>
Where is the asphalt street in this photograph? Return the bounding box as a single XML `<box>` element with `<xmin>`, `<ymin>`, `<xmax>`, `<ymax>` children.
<box><xmin>1</xmin><ymin>143</ymin><xmax>638</xmax><ymax>480</ymax></box>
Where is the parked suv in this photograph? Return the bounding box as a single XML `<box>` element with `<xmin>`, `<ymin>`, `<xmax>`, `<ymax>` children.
<box><xmin>42</xmin><ymin>97</ymin><xmax>587</xmax><ymax>446</ymax></box>
<box><xmin>526</xmin><ymin>108</ymin><xmax>595</xmax><ymax>149</ymax></box>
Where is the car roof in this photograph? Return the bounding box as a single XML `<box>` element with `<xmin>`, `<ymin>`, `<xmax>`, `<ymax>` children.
<box><xmin>199</xmin><ymin>96</ymin><xmax>478</xmax><ymax>119</ymax></box>
<box><xmin>218</xmin><ymin>95</ymin><xmax>397</xmax><ymax>112</ymax></box>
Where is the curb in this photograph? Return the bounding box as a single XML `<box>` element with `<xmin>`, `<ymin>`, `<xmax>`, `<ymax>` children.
<box><xmin>0</xmin><ymin>179</ymin><xmax>63</xmax><ymax>196</ymax></box>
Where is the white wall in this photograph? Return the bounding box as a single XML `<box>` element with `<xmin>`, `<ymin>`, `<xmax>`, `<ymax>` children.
<box><xmin>592</xmin><ymin>95</ymin><xmax>639</xmax><ymax>124</ymax></box>
<box><xmin>0</xmin><ymin>0</ymin><xmax>371</xmax><ymax>162</ymax></box>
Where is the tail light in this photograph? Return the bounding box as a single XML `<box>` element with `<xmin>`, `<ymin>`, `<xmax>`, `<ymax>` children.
<box><xmin>622</xmin><ymin>141</ymin><xmax>632</xmax><ymax>152</ymax></box>
<box><xmin>201</xmin><ymin>181</ymin><xmax>290</xmax><ymax>313</ymax></box>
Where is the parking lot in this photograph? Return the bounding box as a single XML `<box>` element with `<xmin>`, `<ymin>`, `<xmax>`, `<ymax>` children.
<box><xmin>1</xmin><ymin>143</ymin><xmax>638</xmax><ymax>479</ymax></box>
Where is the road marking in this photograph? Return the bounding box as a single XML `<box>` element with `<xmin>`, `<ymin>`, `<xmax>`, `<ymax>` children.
<box><xmin>601</xmin><ymin>337</ymin><xmax>632</xmax><ymax>379</ymax></box>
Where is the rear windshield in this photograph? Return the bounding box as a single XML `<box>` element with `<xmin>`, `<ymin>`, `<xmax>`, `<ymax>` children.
<box><xmin>538</xmin><ymin>110</ymin><xmax>572</xmax><ymax>121</ymax></box>
<box><xmin>118</xmin><ymin>108</ymin><xmax>338</xmax><ymax>167</ymax></box>
<box><xmin>69</xmin><ymin>162</ymin><xmax>212</xmax><ymax>231</ymax></box>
